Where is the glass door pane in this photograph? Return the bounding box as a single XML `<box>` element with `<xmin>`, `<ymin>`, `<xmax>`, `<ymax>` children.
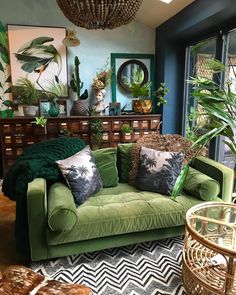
<box><xmin>183</xmin><ymin>37</ymin><xmax>217</xmax><ymax>141</ymax></box>
<box><xmin>218</xmin><ymin>29</ymin><xmax>236</xmax><ymax>180</ymax></box>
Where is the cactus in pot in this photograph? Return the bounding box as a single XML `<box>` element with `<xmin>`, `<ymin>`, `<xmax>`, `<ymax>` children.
<box><xmin>70</xmin><ymin>56</ymin><xmax>88</xmax><ymax>115</ymax></box>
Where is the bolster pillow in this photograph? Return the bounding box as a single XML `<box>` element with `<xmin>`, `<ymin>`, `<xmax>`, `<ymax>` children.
<box><xmin>183</xmin><ymin>167</ymin><xmax>221</xmax><ymax>201</ymax></box>
<box><xmin>48</xmin><ymin>182</ymin><xmax>78</xmax><ymax>232</ymax></box>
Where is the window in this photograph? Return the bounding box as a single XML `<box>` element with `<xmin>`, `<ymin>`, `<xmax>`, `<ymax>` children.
<box><xmin>183</xmin><ymin>37</ymin><xmax>217</xmax><ymax>142</ymax></box>
<box><xmin>217</xmin><ymin>29</ymin><xmax>236</xmax><ymax>170</ymax></box>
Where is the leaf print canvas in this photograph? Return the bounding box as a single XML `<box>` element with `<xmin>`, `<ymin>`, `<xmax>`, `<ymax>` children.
<box><xmin>56</xmin><ymin>145</ymin><xmax>103</xmax><ymax>205</ymax></box>
<box><xmin>7</xmin><ymin>25</ymin><xmax>68</xmax><ymax>94</ymax></box>
<box><xmin>136</xmin><ymin>146</ymin><xmax>184</xmax><ymax>195</ymax></box>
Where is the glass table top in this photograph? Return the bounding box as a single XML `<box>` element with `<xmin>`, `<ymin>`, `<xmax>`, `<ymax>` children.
<box><xmin>186</xmin><ymin>202</ymin><xmax>236</xmax><ymax>253</ymax></box>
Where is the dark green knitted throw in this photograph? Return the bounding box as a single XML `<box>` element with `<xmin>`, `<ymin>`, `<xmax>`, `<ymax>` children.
<box><xmin>2</xmin><ymin>137</ymin><xmax>86</xmax><ymax>255</ymax></box>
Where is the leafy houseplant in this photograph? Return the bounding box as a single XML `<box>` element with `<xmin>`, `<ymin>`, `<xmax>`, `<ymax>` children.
<box><xmin>70</xmin><ymin>56</ymin><xmax>88</xmax><ymax>115</ymax></box>
<box><xmin>127</xmin><ymin>68</ymin><xmax>152</xmax><ymax>114</ymax></box>
<box><xmin>153</xmin><ymin>83</ymin><xmax>169</xmax><ymax>107</ymax></box>
<box><xmin>121</xmin><ymin>123</ymin><xmax>133</xmax><ymax>142</ymax></box>
<box><xmin>14</xmin><ymin>77</ymin><xmax>39</xmax><ymax>116</ymax></box>
<box><xmin>172</xmin><ymin>59</ymin><xmax>236</xmax><ymax>200</ymax></box>
<box><xmin>90</xmin><ymin>118</ymin><xmax>104</xmax><ymax>150</ymax></box>
<box><xmin>190</xmin><ymin>59</ymin><xmax>236</xmax><ymax>155</ymax></box>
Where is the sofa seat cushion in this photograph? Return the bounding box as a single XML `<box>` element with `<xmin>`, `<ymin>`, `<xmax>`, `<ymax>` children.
<box><xmin>46</xmin><ymin>183</ymin><xmax>222</xmax><ymax>246</ymax></box>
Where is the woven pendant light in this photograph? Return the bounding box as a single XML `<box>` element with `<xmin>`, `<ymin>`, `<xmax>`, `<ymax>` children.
<box><xmin>57</xmin><ymin>0</ymin><xmax>143</xmax><ymax>30</ymax></box>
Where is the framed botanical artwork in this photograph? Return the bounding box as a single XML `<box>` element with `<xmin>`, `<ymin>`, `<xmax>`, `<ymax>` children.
<box><xmin>39</xmin><ymin>100</ymin><xmax>51</xmax><ymax>117</ymax></box>
<box><xmin>7</xmin><ymin>25</ymin><xmax>68</xmax><ymax>97</ymax></box>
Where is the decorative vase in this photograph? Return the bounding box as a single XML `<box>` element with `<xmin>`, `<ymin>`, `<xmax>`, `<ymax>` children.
<box><xmin>0</xmin><ymin>110</ymin><xmax>7</xmax><ymax>118</ymax></box>
<box><xmin>132</xmin><ymin>99</ymin><xmax>152</xmax><ymax>114</ymax></box>
<box><xmin>72</xmin><ymin>99</ymin><xmax>89</xmax><ymax>116</ymax></box>
<box><xmin>23</xmin><ymin>105</ymin><xmax>36</xmax><ymax>117</ymax></box>
<box><xmin>6</xmin><ymin>109</ymin><xmax>14</xmax><ymax>118</ymax></box>
<box><xmin>48</xmin><ymin>102</ymin><xmax>60</xmax><ymax>117</ymax></box>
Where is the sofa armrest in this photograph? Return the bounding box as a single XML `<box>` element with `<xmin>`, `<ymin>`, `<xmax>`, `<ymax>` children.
<box><xmin>27</xmin><ymin>178</ymin><xmax>48</xmax><ymax>261</ymax></box>
<box><xmin>191</xmin><ymin>156</ymin><xmax>234</xmax><ymax>203</ymax></box>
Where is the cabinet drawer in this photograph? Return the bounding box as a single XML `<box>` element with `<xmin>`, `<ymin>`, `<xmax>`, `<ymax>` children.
<box><xmin>133</xmin><ymin>131</ymin><xmax>141</xmax><ymax>141</ymax></box>
<box><xmin>68</xmin><ymin>122</ymin><xmax>80</xmax><ymax>132</ymax></box>
<box><xmin>131</xmin><ymin>120</ymin><xmax>139</xmax><ymax>129</ymax></box>
<box><xmin>80</xmin><ymin>121</ymin><xmax>89</xmax><ymax>131</ymax></box>
<box><xmin>80</xmin><ymin>133</ymin><xmax>89</xmax><ymax>142</ymax></box>
<box><xmin>102</xmin><ymin>121</ymin><xmax>111</xmax><ymax>131</ymax></box>
<box><xmin>112</xmin><ymin>120</ymin><xmax>122</xmax><ymax>131</ymax></box>
<box><xmin>102</xmin><ymin>132</ymin><xmax>110</xmax><ymax>142</ymax></box>
<box><xmin>112</xmin><ymin>132</ymin><xmax>120</xmax><ymax>142</ymax></box>
<box><xmin>150</xmin><ymin>119</ymin><xmax>161</xmax><ymax>130</ymax></box>
<box><xmin>139</xmin><ymin>120</ymin><xmax>149</xmax><ymax>129</ymax></box>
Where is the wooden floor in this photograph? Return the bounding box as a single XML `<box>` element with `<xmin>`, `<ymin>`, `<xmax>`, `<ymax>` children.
<box><xmin>0</xmin><ymin>191</ymin><xmax>26</xmax><ymax>271</ymax></box>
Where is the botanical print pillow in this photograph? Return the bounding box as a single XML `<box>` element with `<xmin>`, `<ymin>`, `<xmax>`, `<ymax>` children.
<box><xmin>56</xmin><ymin>145</ymin><xmax>103</xmax><ymax>206</ymax></box>
<box><xmin>135</xmin><ymin>146</ymin><xmax>184</xmax><ymax>195</ymax></box>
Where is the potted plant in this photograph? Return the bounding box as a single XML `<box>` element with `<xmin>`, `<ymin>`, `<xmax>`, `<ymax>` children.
<box><xmin>126</xmin><ymin>68</ymin><xmax>152</xmax><ymax>114</ymax></box>
<box><xmin>190</xmin><ymin>59</ymin><xmax>236</xmax><ymax>156</ymax></box>
<box><xmin>14</xmin><ymin>77</ymin><xmax>39</xmax><ymax>116</ymax></box>
<box><xmin>172</xmin><ymin>59</ymin><xmax>236</xmax><ymax>199</ymax></box>
<box><xmin>70</xmin><ymin>56</ymin><xmax>88</xmax><ymax>115</ymax></box>
<box><xmin>1</xmin><ymin>100</ymin><xmax>14</xmax><ymax>118</ymax></box>
<box><xmin>90</xmin><ymin>118</ymin><xmax>104</xmax><ymax>150</ymax></box>
<box><xmin>121</xmin><ymin>123</ymin><xmax>133</xmax><ymax>142</ymax></box>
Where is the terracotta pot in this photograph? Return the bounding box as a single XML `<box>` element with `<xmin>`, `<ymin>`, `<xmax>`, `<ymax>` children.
<box><xmin>132</xmin><ymin>99</ymin><xmax>152</xmax><ymax>114</ymax></box>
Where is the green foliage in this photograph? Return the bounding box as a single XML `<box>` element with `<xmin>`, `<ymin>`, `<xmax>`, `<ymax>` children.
<box><xmin>88</xmin><ymin>106</ymin><xmax>97</xmax><ymax>116</ymax></box>
<box><xmin>189</xmin><ymin>59</ymin><xmax>236</xmax><ymax>157</ymax></box>
<box><xmin>31</xmin><ymin>116</ymin><xmax>47</xmax><ymax>127</ymax></box>
<box><xmin>121</xmin><ymin>123</ymin><xmax>132</xmax><ymax>134</ymax></box>
<box><xmin>90</xmin><ymin>118</ymin><xmax>104</xmax><ymax>150</ymax></box>
<box><xmin>15</xmin><ymin>77</ymin><xmax>39</xmax><ymax>105</ymax></box>
<box><xmin>2</xmin><ymin>100</ymin><xmax>14</xmax><ymax>108</ymax></box>
<box><xmin>70</xmin><ymin>56</ymin><xmax>84</xmax><ymax>100</ymax></box>
<box><xmin>124</xmin><ymin>68</ymin><xmax>151</xmax><ymax>99</ymax></box>
<box><xmin>153</xmin><ymin>83</ymin><xmax>169</xmax><ymax>106</ymax></box>
<box><xmin>130</xmin><ymin>81</ymin><xmax>151</xmax><ymax>99</ymax></box>
<box><xmin>45</xmin><ymin>78</ymin><xmax>67</xmax><ymax>97</ymax></box>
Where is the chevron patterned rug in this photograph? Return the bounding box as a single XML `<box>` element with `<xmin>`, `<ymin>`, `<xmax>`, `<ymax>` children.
<box><xmin>31</xmin><ymin>236</ymin><xmax>186</xmax><ymax>295</ymax></box>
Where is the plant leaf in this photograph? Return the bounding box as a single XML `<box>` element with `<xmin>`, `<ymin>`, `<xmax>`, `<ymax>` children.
<box><xmin>0</xmin><ymin>62</ymin><xmax>4</xmax><ymax>72</ymax></box>
<box><xmin>171</xmin><ymin>165</ymin><xmax>190</xmax><ymax>200</ymax></box>
<box><xmin>5</xmin><ymin>75</ymin><xmax>11</xmax><ymax>83</ymax></box>
<box><xmin>223</xmin><ymin>140</ymin><xmax>236</xmax><ymax>155</ymax></box>
<box><xmin>4</xmin><ymin>87</ymin><xmax>12</xmax><ymax>94</ymax></box>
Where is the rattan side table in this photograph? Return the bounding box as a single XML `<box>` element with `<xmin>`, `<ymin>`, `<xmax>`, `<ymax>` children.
<box><xmin>182</xmin><ymin>202</ymin><xmax>236</xmax><ymax>295</ymax></box>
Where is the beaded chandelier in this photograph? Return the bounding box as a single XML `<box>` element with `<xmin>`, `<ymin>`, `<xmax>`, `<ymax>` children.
<box><xmin>57</xmin><ymin>0</ymin><xmax>143</xmax><ymax>30</ymax></box>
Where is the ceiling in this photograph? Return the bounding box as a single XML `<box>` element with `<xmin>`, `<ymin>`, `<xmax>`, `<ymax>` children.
<box><xmin>135</xmin><ymin>0</ymin><xmax>195</xmax><ymax>28</ymax></box>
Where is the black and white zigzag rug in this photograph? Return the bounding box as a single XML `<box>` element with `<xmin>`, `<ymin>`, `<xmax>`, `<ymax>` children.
<box><xmin>31</xmin><ymin>236</ymin><xmax>186</xmax><ymax>295</ymax></box>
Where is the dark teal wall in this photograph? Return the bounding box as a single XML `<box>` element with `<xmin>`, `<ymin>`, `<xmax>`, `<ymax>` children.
<box><xmin>156</xmin><ymin>0</ymin><xmax>236</xmax><ymax>134</ymax></box>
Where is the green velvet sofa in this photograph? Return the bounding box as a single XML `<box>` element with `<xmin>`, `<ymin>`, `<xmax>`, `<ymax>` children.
<box><xmin>27</xmin><ymin>144</ymin><xmax>234</xmax><ymax>261</ymax></box>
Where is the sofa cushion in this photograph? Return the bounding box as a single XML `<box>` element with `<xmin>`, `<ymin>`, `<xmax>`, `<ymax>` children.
<box><xmin>183</xmin><ymin>167</ymin><xmax>220</xmax><ymax>201</ymax></box>
<box><xmin>135</xmin><ymin>146</ymin><xmax>184</xmax><ymax>195</ymax></box>
<box><xmin>92</xmin><ymin>147</ymin><xmax>119</xmax><ymax>187</ymax></box>
<box><xmin>117</xmin><ymin>143</ymin><xmax>133</xmax><ymax>182</ymax></box>
<box><xmin>48</xmin><ymin>182</ymin><xmax>78</xmax><ymax>232</ymax></box>
<box><xmin>56</xmin><ymin>145</ymin><xmax>103</xmax><ymax>206</ymax></box>
<box><xmin>129</xmin><ymin>134</ymin><xmax>207</xmax><ymax>184</ymax></box>
<box><xmin>46</xmin><ymin>183</ymin><xmax>222</xmax><ymax>246</ymax></box>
